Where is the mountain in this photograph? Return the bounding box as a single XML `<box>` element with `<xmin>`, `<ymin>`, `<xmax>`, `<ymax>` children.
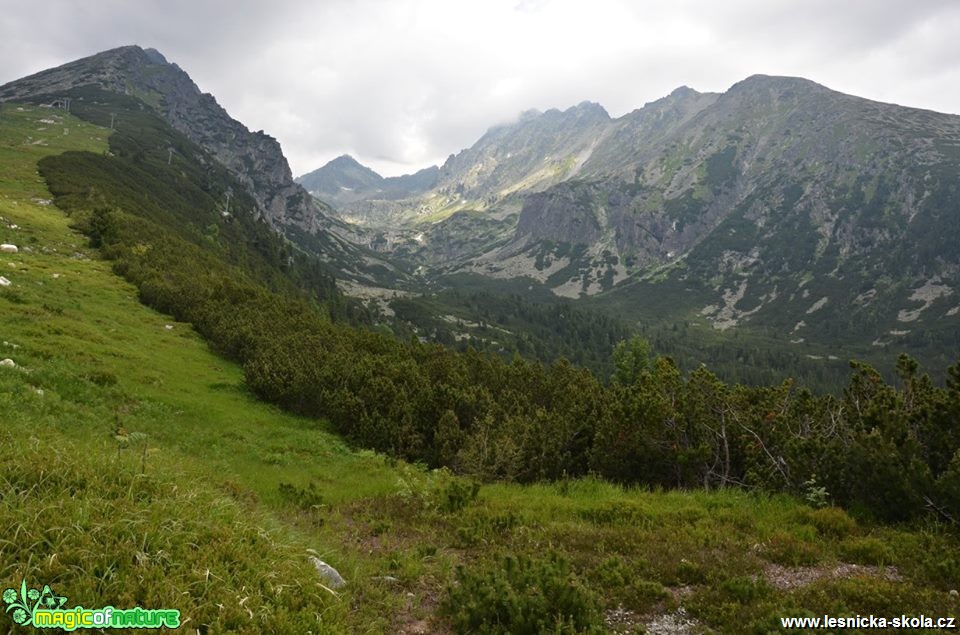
<box><xmin>0</xmin><ymin>45</ymin><xmax>405</xmax><ymax>286</ymax></box>
<box><xmin>296</xmin><ymin>154</ymin><xmax>439</xmax><ymax>217</ymax></box>
<box><xmin>0</xmin><ymin>46</ymin><xmax>319</xmax><ymax>230</ymax></box>
<box><xmin>306</xmin><ymin>101</ymin><xmax>615</xmax><ymax>227</ymax></box>
<box><xmin>9</xmin><ymin>46</ymin><xmax>955</xmax><ymax>379</ymax></box>
<box><xmin>299</xmin><ymin>154</ymin><xmax>384</xmax><ymax>197</ymax></box>
<box><xmin>315</xmin><ymin>76</ymin><xmax>960</xmax><ymax>377</ymax></box>
<box><xmin>432</xmin><ymin>102</ymin><xmax>612</xmax><ymax>204</ymax></box>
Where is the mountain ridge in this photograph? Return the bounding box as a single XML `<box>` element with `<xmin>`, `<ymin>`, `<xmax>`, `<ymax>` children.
<box><xmin>0</xmin><ymin>45</ymin><xmax>322</xmax><ymax>231</ymax></box>
<box><xmin>0</xmin><ymin>44</ymin><xmax>412</xmax><ymax>287</ymax></box>
<box><xmin>300</xmin><ymin>73</ymin><xmax>960</xmax><ymax>376</ymax></box>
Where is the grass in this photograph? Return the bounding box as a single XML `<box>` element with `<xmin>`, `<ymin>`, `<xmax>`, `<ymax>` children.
<box><xmin>2</xmin><ymin>103</ymin><xmax>959</xmax><ymax>633</ymax></box>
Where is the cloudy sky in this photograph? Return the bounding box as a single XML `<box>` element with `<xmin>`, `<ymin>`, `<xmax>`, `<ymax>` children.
<box><xmin>2</xmin><ymin>0</ymin><xmax>959</xmax><ymax>176</ymax></box>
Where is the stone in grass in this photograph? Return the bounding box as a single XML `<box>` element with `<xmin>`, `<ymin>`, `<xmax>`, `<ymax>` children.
<box><xmin>0</xmin><ymin>244</ymin><xmax>17</xmax><ymax>253</ymax></box>
<box><xmin>0</xmin><ymin>276</ymin><xmax>10</xmax><ymax>287</ymax></box>
<box><xmin>1</xmin><ymin>358</ymin><xmax>16</xmax><ymax>368</ymax></box>
<box><xmin>309</xmin><ymin>556</ymin><xmax>345</xmax><ymax>589</ymax></box>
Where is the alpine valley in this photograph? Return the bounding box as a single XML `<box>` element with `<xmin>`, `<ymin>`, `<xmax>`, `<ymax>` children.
<box><xmin>3</xmin><ymin>44</ymin><xmax>960</xmax><ymax>634</ymax></box>
<box><xmin>299</xmin><ymin>75</ymin><xmax>960</xmax><ymax>387</ymax></box>
<box><xmin>5</xmin><ymin>45</ymin><xmax>957</xmax><ymax>387</ymax></box>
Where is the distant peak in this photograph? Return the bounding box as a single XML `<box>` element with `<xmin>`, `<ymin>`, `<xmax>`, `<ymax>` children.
<box><xmin>330</xmin><ymin>154</ymin><xmax>363</xmax><ymax>166</ymax></box>
<box><xmin>568</xmin><ymin>101</ymin><xmax>610</xmax><ymax>118</ymax></box>
<box><xmin>636</xmin><ymin>85</ymin><xmax>708</xmax><ymax>112</ymax></box>
<box><xmin>728</xmin><ymin>74</ymin><xmax>826</xmax><ymax>94</ymax></box>
<box><xmin>669</xmin><ymin>85</ymin><xmax>699</xmax><ymax>99</ymax></box>
<box><xmin>314</xmin><ymin>154</ymin><xmax>382</xmax><ymax>180</ymax></box>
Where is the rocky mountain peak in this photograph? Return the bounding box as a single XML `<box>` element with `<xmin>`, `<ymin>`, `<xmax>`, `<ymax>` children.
<box><xmin>568</xmin><ymin>101</ymin><xmax>609</xmax><ymax>117</ymax></box>
<box><xmin>297</xmin><ymin>154</ymin><xmax>384</xmax><ymax>196</ymax></box>
<box><xmin>329</xmin><ymin>154</ymin><xmax>373</xmax><ymax>170</ymax></box>
<box><xmin>0</xmin><ymin>45</ymin><xmax>322</xmax><ymax>233</ymax></box>
<box><xmin>668</xmin><ymin>85</ymin><xmax>699</xmax><ymax>99</ymax></box>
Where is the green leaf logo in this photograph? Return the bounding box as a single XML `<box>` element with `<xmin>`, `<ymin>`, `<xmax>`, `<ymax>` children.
<box><xmin>3</xmin><ymin>580</ymin><xmax>68</xmax><ymax>627</ymax></box>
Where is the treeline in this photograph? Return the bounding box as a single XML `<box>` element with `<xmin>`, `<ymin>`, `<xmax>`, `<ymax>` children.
<box><xmin>38</xmin><ymin>89</ymin><xmax>960</xmax><ymax>525</ymax></box>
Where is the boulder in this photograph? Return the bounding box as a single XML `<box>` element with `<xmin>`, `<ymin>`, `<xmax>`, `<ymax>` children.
<box><xmin>0</xmin><ymin>244</ymin><xmax>18</xmax><ymax>253</ymax></box>
<box><xmin>0</xmin><ymin>276</ymin><xmax>10</xmax><ymax>287</ymax></box>
<box><xmin>0</xmin><ymin>358</ymin><xmax>16</xmax><ymax>368</ymax></box>
<box><xmin>308</xmin><ymin>556</ymin><xmax>345</xmax><ymax>589</ymax></box>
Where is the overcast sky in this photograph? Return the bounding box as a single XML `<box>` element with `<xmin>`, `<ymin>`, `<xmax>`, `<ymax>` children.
<box><xmin>2</xmin><ymin>0</ymin><xmax>959</xmax><ymax>176</ymax></box>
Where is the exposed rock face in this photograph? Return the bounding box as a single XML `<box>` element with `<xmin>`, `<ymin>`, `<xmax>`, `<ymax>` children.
<box><xmin>0</xmin><ymin>45</ymin><xmax>318</xmax><ymax>233</ymax></box>
<box><xmin>483</xmin><ymin>75</ymin><xmax>960</xmax><ymax>360</ymax></box>
<box><xmin>434</xmin><ymin>101</ymin><xmax>612</xmax><ymax>201</ymax></box>
<box><xmin>515</xmin><ymin>184</ymin><xmax>605</xmax><ymax>247</ymax></box>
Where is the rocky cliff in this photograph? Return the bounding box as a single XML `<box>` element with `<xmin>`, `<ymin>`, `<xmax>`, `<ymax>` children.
<box><xmin>0</xmin><ymin>45</ymin><xmax>320</xmax><ymax>233</ymax></box>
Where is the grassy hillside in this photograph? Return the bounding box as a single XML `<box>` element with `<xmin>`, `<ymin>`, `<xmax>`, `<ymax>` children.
<box><xmin>2</xmin><ymin>104</ymin><xmax>959</xmax><ymax>633</ymax></box>
<box><xmin>0</xmin><ymin>103</ymin><xmax>389</xmax><ymax>632</ymax></box>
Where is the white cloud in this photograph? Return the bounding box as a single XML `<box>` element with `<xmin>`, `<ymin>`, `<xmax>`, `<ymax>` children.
<box><xmin>1</xmin><ymin>0</ymin><xmax>959</xmax><ymax>176</ymax></box>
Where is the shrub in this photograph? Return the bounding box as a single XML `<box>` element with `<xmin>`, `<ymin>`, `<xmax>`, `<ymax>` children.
<box><xmin>438</xmin><ymin>477</ymin><xmax>481</xmax><ymax>513</ymax></box>
<box><xmin>578</xmin><ymin>501</ymin><xmax>651</xmax><ymax>527</ymax></box>
<box><xmin>762</xmin><ymin>531</ymin><xmax>821</xmax><ymax>566</ymax></box>
<box><xmin>839</xmin><ymin>537</ymin><xmax>894</xmax><ymax>566</ymax></box>
<box><xmin>441</xmin><ymin>554</ymin><xmax>602</xmax><ymax>634</ymax></box>
<box><xmin>455</xmin><ymin>510</ymin><xmax>523</xmax><ymax>548</ymax></box>
<box><xmin>278</xmin><ymin>481</ymin><xmax>325</xmax><ymax>510</ymax></box>
<box><xmin>802</xmin><ymin>474</ymin><xmax>830</xmax><ymax>509</ymax></box>
<box><xmin>805</xmin><ymin>507</ymin><xmax>857</xmax><ymax>538</ymax></box>
<box><xmin>589</xmin><ymin>558</ymin><xmax>669</xmax><ymax>613</ymax></box>
<box><xmin>719</xmin><ymin>576</ymin><xmax>771</xmax><ymax>604</ymax></box>
<box><xmin>676</xmin><ymin>558</ymin><xmax>707</xmax><ymax>584</ymax></box>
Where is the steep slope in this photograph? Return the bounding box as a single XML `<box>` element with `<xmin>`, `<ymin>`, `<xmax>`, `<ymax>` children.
<box><xmin>433</xmin><ymin>101</ymin><xmax>612</xmax><ymax>203</ymax></box>
<box><xmin>0</xmin><ymin>45</ymin><xmax>404</xmax><ymax>287</ymax></box>
<box><xmin>0</xmin><ymin>46</ymin><xmax>313</xmax><ymax>229</ymax></box>
<box><xmin>492</xmin><ymin>75</ymin><xmax>960</xmax><ymax>375</ymax></box>
<box><xmin>312</xmin><ymin>102</ymin><xmax>616</xmax><ymax>226</ymax></box>
<box><xmin>0</xmin><ymin>102</ymin><xmax>394</xmax><ymax>632</ymax></box>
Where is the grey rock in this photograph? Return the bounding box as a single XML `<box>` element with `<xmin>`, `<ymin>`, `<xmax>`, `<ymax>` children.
<box><xmin>309</xmin><ymin>556</ymin><xmax>345</xmax><ymax>588</ymax></box>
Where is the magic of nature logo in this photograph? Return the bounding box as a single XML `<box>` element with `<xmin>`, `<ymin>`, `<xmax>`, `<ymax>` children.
<box><xmin>3</xmin><ymin>580</ymin><xmax>180</xmax><ymax>631</ymax></box>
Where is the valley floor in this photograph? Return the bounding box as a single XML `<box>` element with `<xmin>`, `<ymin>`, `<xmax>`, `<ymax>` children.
<box><xmin>2</xmin><ymin>105</ymin><xmax>958</xmax><ymax>633</ymax></box>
